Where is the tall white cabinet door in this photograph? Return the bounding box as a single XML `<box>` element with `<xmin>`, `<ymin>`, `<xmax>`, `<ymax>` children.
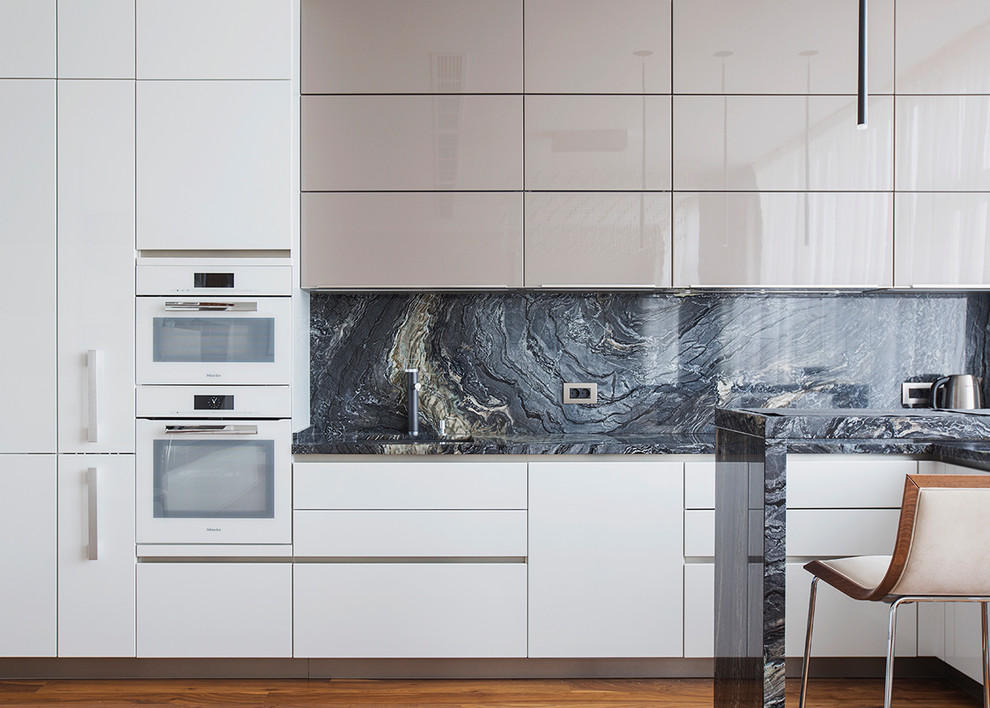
<box><xmin>136</xmin><ymin>81</ymin><xmax>292</xmax><ymax>251</ymax></box>
<box><xmin>57</xmin><ymin>0</ymin><xmax>135</xmax><ymax>78</ymax></box>
<box><xmin>58</xmin><ymin>80</ymin><xmax>135</xmax><ymax>453</ymax></box>
<box><xmin>301</xmin><ymin>0</ymin><xmax>522</xmax><ymax>94</ymax></box>
<box><xmin>525</xmin><ymin>0</ymin><xmax>671</xmax><ymax>94</ymax></box>
<box><xmin>0</xmin><ymin>80</ymin><xmax>56</xmax><ymax>454</ymax></box>
<box><xmin>57</xmin><ymin>456</ymin><xmax>135</xmax><ymax>657</ymax></box>
<box><xmin>0</xmin><ymin>456</ymin><xmax>56</xmax><ymax>656</ymax></box>
<box><xmin>137</xmin><ymin>0</ymin><xmax>291</xmax><ymax>79</ymax></box>
<box><xmin>528</xmin><ymin>460</ymin><xmax>684</xmax><ymax>658</ymax></box>
<box><xmin>0</xmin><ymin>0</ymin><xmax>55</xmax><ymax>77</ymax></box>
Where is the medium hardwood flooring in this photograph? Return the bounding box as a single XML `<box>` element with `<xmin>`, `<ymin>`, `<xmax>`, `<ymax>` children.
<box><xmin>0</xmin><ymin>677</ymin><xmax>980</xmax><ymax>707</ymax></box>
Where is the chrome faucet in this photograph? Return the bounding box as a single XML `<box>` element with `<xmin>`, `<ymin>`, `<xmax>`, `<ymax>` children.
<box><xmin>405</xmin><ymin>368</ymin><xmax>420</xmax><ymax>437</ymax></box>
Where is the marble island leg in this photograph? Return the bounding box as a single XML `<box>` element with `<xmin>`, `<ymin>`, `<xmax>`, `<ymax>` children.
<box><xmin>715</xmin><ymin>428</ymin><xmax>787</xmax><ymax>708</ymax></box>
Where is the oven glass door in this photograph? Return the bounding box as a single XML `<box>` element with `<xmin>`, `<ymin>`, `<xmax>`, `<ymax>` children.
<box><xmin>137</xmin><ymin>298</ymin><xmax>291</xmax><ymax>385</ymax></box>
<box><xmin>137</xmin><ymin>419</ymin><xmax>291</xmax><ymax>545</ymax></box>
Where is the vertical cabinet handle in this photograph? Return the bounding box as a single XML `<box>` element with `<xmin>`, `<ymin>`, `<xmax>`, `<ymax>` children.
<box><xmin>87</xmin><ymin>467</ymin><xmax>99</xmax><ymax>561</ymax></box>
<box><xmin>87</xmin><ymin>349</ymin><xmax>99</xmax><ymax>443</ymax></box>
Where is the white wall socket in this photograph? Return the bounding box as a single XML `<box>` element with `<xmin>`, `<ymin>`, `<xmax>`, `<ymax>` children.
<box><xmin>563</xmin><ymin>382</ymin><xmax>598</xmax><ymax>404</ymax></box>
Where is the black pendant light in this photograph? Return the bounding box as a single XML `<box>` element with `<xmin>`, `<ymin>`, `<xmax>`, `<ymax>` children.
<box><xmin>858</xmin><ymin>0</ymin><xmax>868</xmax><ymax>129</ymax></box>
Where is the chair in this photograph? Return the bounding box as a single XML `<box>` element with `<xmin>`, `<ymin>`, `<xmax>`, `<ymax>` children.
<box><xmin>799</xmin><ymin>473</ymin><xmax>990</xmax><ymax>708</ymax></box>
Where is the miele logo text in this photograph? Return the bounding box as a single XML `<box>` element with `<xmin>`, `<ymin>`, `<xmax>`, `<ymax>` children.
<box><xmin>206</xmin><ymin>373</ymin><xmax>221</xmax><ymax>378</ymax></box>
<box><xmin>206</xmin><ymin>528</ymin><xmax>222</xmax><ymax>532</ymax></box>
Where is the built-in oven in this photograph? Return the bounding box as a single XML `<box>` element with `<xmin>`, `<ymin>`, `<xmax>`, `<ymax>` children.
<box><xmin>136</xmin><ymin>260</ymin><xmax>292</xmax><ymax>386</ymax></box>
<box><xmin>136</xmin><ymin>385</ymin><xmax>292</xmax><ymax>554</ymax></box>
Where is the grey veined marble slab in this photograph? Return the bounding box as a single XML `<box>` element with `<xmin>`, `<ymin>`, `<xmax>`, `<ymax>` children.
<box><xmin>304</xmin><ymin>291</ymin><xmax>990</xmax><ymax>447</ymax></box>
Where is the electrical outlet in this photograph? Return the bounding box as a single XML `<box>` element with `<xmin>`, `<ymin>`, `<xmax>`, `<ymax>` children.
<box><xmin>563</xmin><ymin>382</ymin><xmax>598</xmax><ymax>404</ymax></box>
<box><xmin>902</xmin><ymin>381</ymin><xmax>932</xmax><ymax>408</ymax></box>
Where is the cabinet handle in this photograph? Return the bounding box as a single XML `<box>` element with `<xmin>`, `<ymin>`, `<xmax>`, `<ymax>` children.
<box><xmin>87</xmin><ymin>467</ymin><xmax>99</xmax><ymax>561</ymax></box>
<box><xmin>164</xmin><ymin>301</ymin><xmax>258</xmax><ymax>312</ymax></box>
<box><xmin>86</xmin><ymin>350</ymin><xmax>99</xmax><ymax>443</ymax></box>
<box><xmin>538</xmin><ymin>284</ymin><xmax>656</xmax><ymax>289</ymax></box>
<box><xmin>164</xmin><ymin>424</ymin><xmax>259</xmax><ymax>435</ymax></box>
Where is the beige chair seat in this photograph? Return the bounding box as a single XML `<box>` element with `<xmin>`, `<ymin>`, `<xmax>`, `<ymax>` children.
<box><xmin>805</xmin><ymin>555</ymin><xmax>892</xmax><ymax>595</ymax></box>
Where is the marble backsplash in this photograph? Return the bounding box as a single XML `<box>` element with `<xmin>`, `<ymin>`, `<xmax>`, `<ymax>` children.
<box><xmin>307</xmin><ymin>292</ymin><xmax>990</xmax><ymax>438</ymax></box>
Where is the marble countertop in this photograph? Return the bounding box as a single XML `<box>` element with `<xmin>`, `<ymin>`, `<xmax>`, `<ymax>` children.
<box><xmin>292</xmin><ymin>428</ymin><xmax>715</xmax><ymax>455</ymax></box>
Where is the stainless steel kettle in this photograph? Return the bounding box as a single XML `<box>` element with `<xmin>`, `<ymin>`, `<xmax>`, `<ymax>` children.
<box><xmin>931</xmin><ymin>374</ymin><xmax>984</xmax><ymax>410</ymax></box>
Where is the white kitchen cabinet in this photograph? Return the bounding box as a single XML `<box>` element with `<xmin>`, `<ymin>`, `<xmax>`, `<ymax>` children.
<box><xmin>0</xmin><ymin>456</ymin><xmax>56</xmax><ymax>657</ymax></box>
<box><xmin>57</xmin><ymin>455</ymin><xmax>135</xmax><ymax>657</ymax></box>
<box><xmin>294</xmin><ymin>563</ymin><xmax>527</xmax><ymax>658</ymax></box>
<box><xmin>524</xmin><ymin>192</ymin><xmax>671</xmax><ymax>288</ymax></box>
<box><xmin>137</xmin><ymin>563</ymin><xmax>292</xmax><ymax>657</ymax></box>
<box><xmin>524</xmin><ymin>95</ymin><xmax>671</xmax><ymax>191</ymax></box>
<box><xmin>673</xmin><ymin>192</ymin><xmax>893</xmax><ymax>287</ymax></box>
<box><xmin>673</xmin><ymin>96</ymin><xmax>893</xmax><ymax>192</ymax></box>
<box><xmin>684</xmin><ymin>564</ymin><xmax>715</xmax><ymax>658</ymax></box>
<box><xmin>783</xmin><ymin>455</ymin><xmax>919</xmax><ymax>658</ymax></box>
<box><xmin>301</xmin><ymin>192</ymin><xmax>523</xmax><ymax>289</ymax></box>
<box><xmin>0</xmin><ymin>80</ymin><xmax>56</xmax><ymax>454</ymax></box>
<box><xmin>301</xmin><ymin>0</ymin><xmax>522</xmax><ymax>94</ymax></box>
<box><xmin>57</xmin><ymin>80</ymin><xmax>135</xmax><ymax>453</ymax></box>
<box><xmin>137</xmin><ymin>0</ymin><xmax>291</xmax><ymax>79</ymax></box>
<box><xmin>672</xmin><ymin>0</ymin><xmax>894</xmax><ymax>94</ymax></box>
<box><xmin>896</xmin><ymin>0</ymin><xmax>990</xmax><ymax>94</ymax></box>
<box><xmin>896</xmin><ymin>96</ymin><xmax>990</xmax><ymax>191</ymax></box>
<box><xmin>945</xmin><ymin>603</ymin><xmax>987</xmax><ymax>684</ymax></box>
<box><xmin>894</xmin><ymin>193</ymin><xmax>990</xmax><ymax>287</ymax></box>
<box><xmin>136</xmin><ymin>81</ymin><xmax>292</xmax><ymax>251</ymax></box>
<box><xmin>302</xmin><ymin>95</ymin><xmax>522</xmax><ymax>191</ymax></box>
<box><xmin>0</xmin><ymin>0</ymin><xmax>55</xmax><ymax>77</ymax></box>
<box><xmin>57</xmin><ymin>0</ymin><xmax>134</xmax><ymax>78</ymax></box>
<box><xmin>524</xmin><ymin>0</ymin><xmax>671</xmax><ymax>93</ymax></box>
<box><xmin>528</xmin><ymin>460</ymin><xmax>684</xmax><ymax>658</ymax></box>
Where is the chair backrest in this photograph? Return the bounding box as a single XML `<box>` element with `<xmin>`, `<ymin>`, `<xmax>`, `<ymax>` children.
<box><xmin>869</xmin><ymin>474</ymin><xmax>990</xmax><ymax>599</ymax></box>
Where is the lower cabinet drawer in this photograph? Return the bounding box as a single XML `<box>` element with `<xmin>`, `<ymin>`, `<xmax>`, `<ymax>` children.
<box><xmin>786</xmin><ymin>509</ymin><xmax>901</xmax><ymax>558</ymax></box>
<box><xmin>293</xmin><ymin>563</ymin><xmax>527</xmax><ymax>658</ymax></box>
<box><xmin>294</xmin><ymin>510</ymin><xmax>527</xmax><ymax>557</ymax></box>
<box><xmin>137</xmin><ymin>563</ymin><xmax>292</xmax><ymax>658</ymax></box>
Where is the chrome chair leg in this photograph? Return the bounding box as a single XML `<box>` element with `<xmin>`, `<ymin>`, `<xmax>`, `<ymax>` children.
<box><xmin>982</xmin><ymin>602</ymin><xmax>989</xmax><ymax>708</ymax></box>
<box><xmin>884</xmin><ymin>599</ymin><xmax>905</xmax><ymax>708</ymax></box>
<box><xmin>799</xmin><ymin>576</ymin><xmax>819</xmax><ymax>708</ymax></box>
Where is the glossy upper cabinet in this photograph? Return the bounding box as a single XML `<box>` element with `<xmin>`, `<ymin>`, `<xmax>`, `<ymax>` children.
<box><xmin>0</xmin><ymin>456</ymin><xmax>56</xmax><ymax>657</ymax></box>
<box><xmin>0</xmin><ymin>80</ymin><xmax>56</xmax><ymax>453</ymax></box>
<box><xmin>58</xmin><ymin>456</ymin><xmax>136</xmax><ymax>657</ymax></box>
<box><xmin>136</xmin><ymin>81</ymin><xmax>292</xmax><ymax>251</ymax></box>
<box><xmin>137</xmin><ymin>0</ymin><xmax>291</xmax><ymax>79</ymax></box>
<box><xmin>58</xmin><ymin>81</ymin><xmax>135</xmax><ymax>453</ymax></box>
<box><xmin>302</xmin><ymin>193</ymin><xmax>523</xmax><ymax>289</ymax></box>
<box><xmin>895</xmin><ymin>96</ymin><xmax>990</xmax><ymax>191</ymax></box>
<box><xmin>896</xmin><ymin>0</ymin><xmax>990</xmax><ymax>94</ymax></box>
<box><xmin>525</xmin><ymin>193</ymin><xmax>671</xmax><ymax>288</ymax></box>
<box><xmin>0</xmin><ymin>0</ymin><xmax>55</xmax><ymax>77</ymax></box>
<box><xmin>301</xmin><ymin>0</ymin><xmax>522</xmax><ymax>93</ymax></box>
<box><xmin>303</xmin><ymin>96</ymin><xmax>522</xmax><ymax>191</ymax></box>
<box><xmin>525</xmin><ymin>96</ymin><xmax>671</xmax><ymax>191</ymax></box>
<box><xmin>895</xmin><ymin>194</ymin><xmax>990</xmax><ymax>287</ymax></box>
<box><xmin>524</xmin><ymin>0</ymin><xmax>670</xmax><ymax>93</ymax></box>
<box><xmin>673</xmin><ymin>0</ymin><xmax>894</xmax><ymax>94</ymax></box>
<box><xmin>673</xmin><ymin>192</ymin><xmax>893</xmax><ymax>287</ymax></box>
<box><xmin>57</xmin><ymin>0</ymin><xmax>134</xmax><ymax>78</ymax></box>
<box><xmin>674</xmin><ymin>96</ymin><xmax>893</xmax><ymax>191</ymax></box>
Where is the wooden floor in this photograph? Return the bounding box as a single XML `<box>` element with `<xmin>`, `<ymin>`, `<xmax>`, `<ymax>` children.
<box><xmin>0</xmin><ymin>678</ymin><xmax>982</xmax><ymax>707</ymax></box>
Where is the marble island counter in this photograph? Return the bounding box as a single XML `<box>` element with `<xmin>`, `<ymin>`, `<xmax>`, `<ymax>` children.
<box><xmin>714</xmin><ymin>407</ymin><xmax>990</xmax><ymax>708</ymax></box>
